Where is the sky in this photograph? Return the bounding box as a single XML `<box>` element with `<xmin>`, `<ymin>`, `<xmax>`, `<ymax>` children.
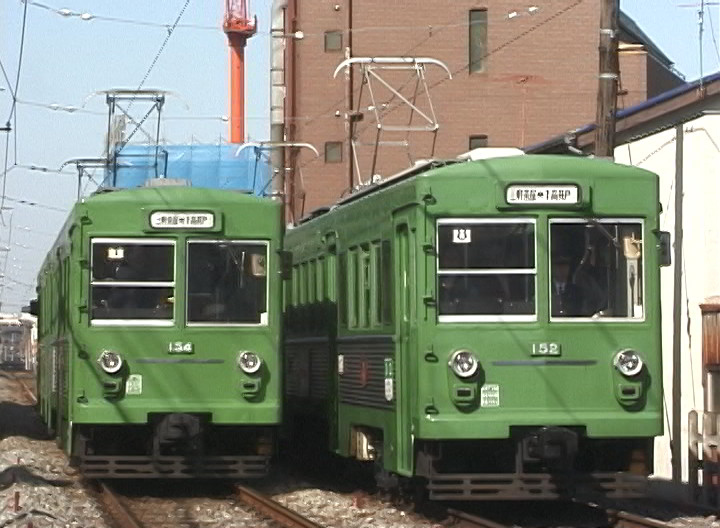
<box><xmin>0</xmin><ymin>0</ymin><xmax>718</xmax><ymax>312</ymax></box>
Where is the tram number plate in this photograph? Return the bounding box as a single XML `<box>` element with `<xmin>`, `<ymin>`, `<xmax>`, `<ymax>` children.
<box><xmin>168</xmin><ymin>341</ymin><xmax>194</xmax><ymax>354</ymax></box>
<box><xmin>532</xmin><ymin>342</ymin><xmax>561</xmax><ymax>356</ymax></box>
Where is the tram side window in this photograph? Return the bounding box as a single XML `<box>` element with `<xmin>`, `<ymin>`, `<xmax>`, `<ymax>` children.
<box><xmin>437</xmin><ymin>220</ymin><xmax>536</xmax><ymax>318</ymax></box>
<box><xmin>187</xmin><ymin>241</ymin><xmax>268</xmax><ymax>324</ymax></box>
<box><xmin>359</xmin><ymin>244</ymin><xmax>371</xmax><ymax>328</ymax></box>
<box><xmin>316</xmin><ymin>257</ymin><xmax>325</xmax><ymax>303</ymax></box>
<box><xmin>90</xmin><ymin>241</ymin><xmax>175</xmax><ymax>322</ymax></box>
<box><xmin>372</xmin><ymin>242</ymin><xmax>382</xmax><ymax>326</ymax></box>
<box><xmin>338</xmin><ymin>252</ymin><xmax>348</xmax><ymax>327</ymax></box>
<box><xmin>348</xmin><ymin>247</ymin><xmax>359</xmax><ymax>328</ymax></box>
<box><xmin>550</xmin><ymin>221</ymin><xmax>643</xmax><ymax>319</ymax></box>
<box><xmin>308</xmin><ymin>260</ymin><xmax>316</xmax><ymax>307</ymax></box>
<box><xmin>381</xmin><ymin>240</ymin><xmax>393</xmax><ymax>325</ymax></box>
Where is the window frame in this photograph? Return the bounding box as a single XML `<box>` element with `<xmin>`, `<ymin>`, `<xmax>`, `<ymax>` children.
<box><xmin>548</xmin><ymin>217</ymin><xmax>646</xmax><ymax>324</ymax></box>
<box><xmin>469</xmin><ymin>9</ymin><xmax>488</xmax><ymax>74</ymax></box>
<box><xmin>436</xmin><ymin>217</ymin><xmax>537</xmax><ymax>323</ymax></box>
<box><xmin>185</xmin><ymin>239</ymin><xmax>270</xmax><ymax>327</ymax></box>
<box><xmin>469</xmin><ymin>134</ymin><xmax>489</xmax><ymax>150</ymax></box>
<box><xmin>324</xmin><ymin>30</ymin><xmax>343</xmax><ymax>52</ymax></box>
<box><xmin>324</xmin><ymin>141</ymin><xmax>344</xmax><ymax>163</ymax></box>
<box><xmin>89</xmin><ymin>237</ymin><xmax>176</xmax><ymax>327</ymax></box>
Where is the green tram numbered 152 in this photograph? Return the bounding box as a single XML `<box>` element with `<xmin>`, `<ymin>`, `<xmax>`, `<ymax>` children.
<box><xmin>33</xmin><ymin>185</ymin><xmax>283</xmax><ymax>478</ymax></box>
<box><xmin>283</xmin><ymin>152</ymin><xmax>669</xmax><ymax>500</ymax></box>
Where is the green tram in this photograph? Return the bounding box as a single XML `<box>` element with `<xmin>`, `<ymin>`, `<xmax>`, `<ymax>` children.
<box><xmin>34</xmin><ymin>185</ymin><xmax>283</xmax><ymax>478</ymax></box>
<box><xmin>284</xmin><ymin>152</ymin><xmax>669</xmax><ymax>500</ymax></box>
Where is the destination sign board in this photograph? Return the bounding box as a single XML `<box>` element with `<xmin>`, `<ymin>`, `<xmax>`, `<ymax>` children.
<box><xmin>150</xmin><ymin>211</ymin><xmax>214</xmax><ymax>229</ymax></box>
<box><xmin>506</xmin><ymin>185</ymin><xmax>579</xmax><ymax>205</ymax></box>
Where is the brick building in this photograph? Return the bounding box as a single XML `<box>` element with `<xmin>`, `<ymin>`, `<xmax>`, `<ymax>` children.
<box><xmin>281</xmin><ymin>1</ymin><xmax>683</xmax><ymax>218</ymax></box>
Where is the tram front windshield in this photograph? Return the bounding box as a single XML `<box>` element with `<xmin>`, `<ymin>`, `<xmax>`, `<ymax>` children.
<box><xmin>90</xmin><ymin>241</ymin><xmax>175</xmax><ymax>321</ymax></box>
<box><xmin>187</xmin><ymin>242</ymin><xmax>268</xmax><ymax>324</ymax></box>
<box><xmin>550</xmin><ymin>221</ymin><xmax>644</xmax><ymax>319</ymax></box>
<box><xmin>437</xmin><ymin>221</ymin><xmax>536</xmax><ymax>317</ymax></box>
<box><xmin>436</xmin><ymin>219</ymin><xmax>644</xmax><ymax>321</ymax></box>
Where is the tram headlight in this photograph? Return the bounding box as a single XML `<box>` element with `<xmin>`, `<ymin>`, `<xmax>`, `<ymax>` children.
<box><xmin>613</xmin><ymin>349</ymin><xmax>643</xmax><ymax>377</ymax></box>
<box><xmin>449</xmin><ymin>349</ymin><xmax>479</xmax><ymax>379</ymax></box>
<box><xmin>97</xmin><ymin>350</ymin><xmax>123</xmax><ymax>374</ymax></box>
<box><xmin>237</xmin><ymin>351</ymin><xmax>262</xmax><ymax>374</ymax></box>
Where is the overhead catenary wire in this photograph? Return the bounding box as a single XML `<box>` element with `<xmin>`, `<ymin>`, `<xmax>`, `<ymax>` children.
<box><xmin>1</xmin><ymin>130</ymin><xmax>11</xmax><ymax>226</ymax></box>
<box><xmin>16</xmin><ymin>98</ymin><xmax>251</xmax><ymax>122</ymax></box>
<box><xmin>116</xmin><ymin>0</ymin><xmax>193</xmax><ymax>151</ymax></box>
<box><xmin>7</xmin><ymin>0</ymin><xmax>29</xmax><ymax>125</ymax></box>
<box><xmin>2</xmin><ymin>194</ymin><xmax>69</xmax><ymax>213</ymax></box>
<box><xmin>0</xmin><ymin>57</ymin><xmax>16</xmax><ymax>99</ymax></box>
<box><xmin>12</xmin><ymin>163</ymin><xmax>75</xmax><ymax>175</ymax></box>
<box><xmin>7</xmin><ymin>0</ymin><xmax>584</xmax><ymax>165</ymax></box>
<box><xmin>132</xmin><ymin>0</ymin><xmax>193</xmax><ymax>99</ymax></box>
<box><xmin>705</xmin><ymin>2</ymin><xmax>720</xmax><ymax>64</ymax></box>
<box><xmin>25</xmin><ymin>0</ymin><xmax>544</xmax><ymax>40</ymax></box>
<box><xmin>13</xmin><ymin>89</ymin><xmax>616</xmax><ymax>126</ymax></box>
<box><xmin>2</xmin><ymin>0</ymin><xmax>31</xmax><ymax>218</ymax></box>
<box><xmin>25</xmin><ymin>0</ymin><xmax>218</xmax><ymax>31</ymax></box>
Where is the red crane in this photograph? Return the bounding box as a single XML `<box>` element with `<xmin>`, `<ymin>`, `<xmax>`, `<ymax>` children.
<box><xmin>223</xmin><ymin>0</ymin><xmax>257</xmax><ymax>143</ymax></box>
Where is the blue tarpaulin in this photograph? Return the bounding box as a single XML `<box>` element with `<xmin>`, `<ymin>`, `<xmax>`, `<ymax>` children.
<box><xmin>103</xmin><ymin>144</ymin><xmax>271</xmax><ymax>196</ymax></box>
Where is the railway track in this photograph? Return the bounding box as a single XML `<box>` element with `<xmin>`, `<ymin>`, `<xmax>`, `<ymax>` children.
<box><xmin>608</xmin><ymin>509</ymin><xmax>678</xmax><ymax>528</ymax></box>
<box><xmin>96</xmin><ymin>481</ymin><xmax>324</xmax><ymax>528</ymax></box>
<box><xmin>97</xmin><ymin>482</ymin><xmax>143</xmax><ymax>528</ymax></box>
<box><xmin>234</xmin><ymin>485</ymin><xmax>324</xmax><ymax>528</ymax></box>
<box><xmin>14</xmin><ymin>374</ymin><xmax>36</xmax><ymax>405</ymax></box>
<box><xmin>446</xmin><ymin>506</ymin><xmax>680</xmax><ymax>528</ymax></box>
<box><xmin>1</xmin><ymin>369</ymin><xmax>36</xmax><ymax>404</ymax></box>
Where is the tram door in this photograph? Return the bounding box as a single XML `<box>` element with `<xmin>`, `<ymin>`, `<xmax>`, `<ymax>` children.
<box><xmin>394</xmin><ymin>218</ymin><xmax>415</xmax><ymax>474</ymax></box>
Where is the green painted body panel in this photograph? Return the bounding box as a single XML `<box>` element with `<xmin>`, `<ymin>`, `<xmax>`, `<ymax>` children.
<box><xmin>284</xmin><ymin>155</ymin><xmax>664</xmax><ymax>478</ymax></box>
<box><xmin>36</xmin><ymin>187</ymin><xmax>283</xmax><ymax>455</ymax></box>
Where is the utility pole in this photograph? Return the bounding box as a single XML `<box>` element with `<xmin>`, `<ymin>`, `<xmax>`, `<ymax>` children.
<box><xmin>594</xmin><ymin>0</ymin><xmax>619</xmax><ymax>158</ymax></box>
<box><xmin>345</xmin><ymin>0</ymin><xmax>354</xmax><ymax>193</ymax></box>
<box><xmin>271</xmin><ymin>0</ymin><xmax>287</xmax><ymax>224</ymax></box>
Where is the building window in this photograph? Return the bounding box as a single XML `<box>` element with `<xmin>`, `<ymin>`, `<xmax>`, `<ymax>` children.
<box><xmin>469</xmin><ymin>9</ymin><xmax>488</xmax><ymax>73</ymax></box>
<box><xmin>325</xmin><ymin>141</ymin><xmax>343</xmax><ymax>163</ymax></box>
<box><xmin>324</xmin><ymin>31</ymin><xmax>343</xmax><ymax>52</ymax></box>
<box><xmin>469</xmin><ymin>134</ymin><xmax>488</xmax><ymax>150</ymax></box>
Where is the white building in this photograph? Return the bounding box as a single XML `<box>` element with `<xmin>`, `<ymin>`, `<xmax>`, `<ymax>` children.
<box><xmin>529</xmin><ymin>73</ymin><xmax>720</xmax><ymax>500</ymax></box>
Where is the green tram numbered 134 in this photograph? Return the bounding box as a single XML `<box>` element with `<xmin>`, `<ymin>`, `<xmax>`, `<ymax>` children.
<box><xmin>283</xmin><ymin>152</ymin><xmax>669</xmax><ymax>500</ymax></box>
<box><xmin>34</xmin><ymin>185</ymin><xmax>283</xmax><ymax>478</ymax></box>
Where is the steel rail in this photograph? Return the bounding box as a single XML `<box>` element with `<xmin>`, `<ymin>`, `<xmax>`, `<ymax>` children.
<box><xmin>97</xmin><ymin>482</ymin><xmax>145</xmax><ymax>528</ymax></box>
<box><xmin>4</xmin><ymin>370</ymin><xmax>36</xmax><ymax>404</ymax></box>
<box><xmin>16</xmin><ymin>376</ymin><xmax>36</xmax><ymax>404</ymax></box>
<box><xmin>448</xmin><ymin>506</ymin><xmax>679</xmax><ymax>528</ymax></box>
<box><xmin>234</xmin><ymin>485</ymin><xmax>325</xmax><ymax>528</ymax></box>
<box><xmin>610</xmin><ymin>510</ymin><xmax>677</xmax><ymax>528</ymax></box>
<box><xmin>446</xmin><ymin>508</ymin><xmax>511</xmax><ymax>528</ymax></box>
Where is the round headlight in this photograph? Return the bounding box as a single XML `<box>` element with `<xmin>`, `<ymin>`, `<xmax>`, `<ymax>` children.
<box><xmin>449</xmin><ymin>349</ymin><xmax>479</xmax><ymax>378</ymax></box>
<box><xmin>98</xmin><ymin>350</ymin><xmax>123</xmax><ymax>374</ymax></box>
<box><xmin>613</xmin><ymin>349</ymin><xmax>643</xmax><ymax>377</ymax></box>
<box><xmin>238</xmin><ymin>351</ymin><xmax>262</xmax><ymax>374</ymax></box>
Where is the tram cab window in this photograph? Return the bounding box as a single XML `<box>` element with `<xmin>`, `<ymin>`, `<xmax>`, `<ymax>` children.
<box><xmin>550</xmin><ymin>220</ymin><xmax>644</xmax><ymax>320</ymax></box>
<box><xmin>90</xmin><ymin>240</ymin><xmax>175</xmax><ymax>322</ymax></box>
<box><xmin>187</xmin><ymin>241</ymin><xmax>268</xmax><ymax>325</ymax></box>
<box><xmin>437</xmin><ymin>220</ymin><xmax>536</xmax><ymax>320</ymax></box>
